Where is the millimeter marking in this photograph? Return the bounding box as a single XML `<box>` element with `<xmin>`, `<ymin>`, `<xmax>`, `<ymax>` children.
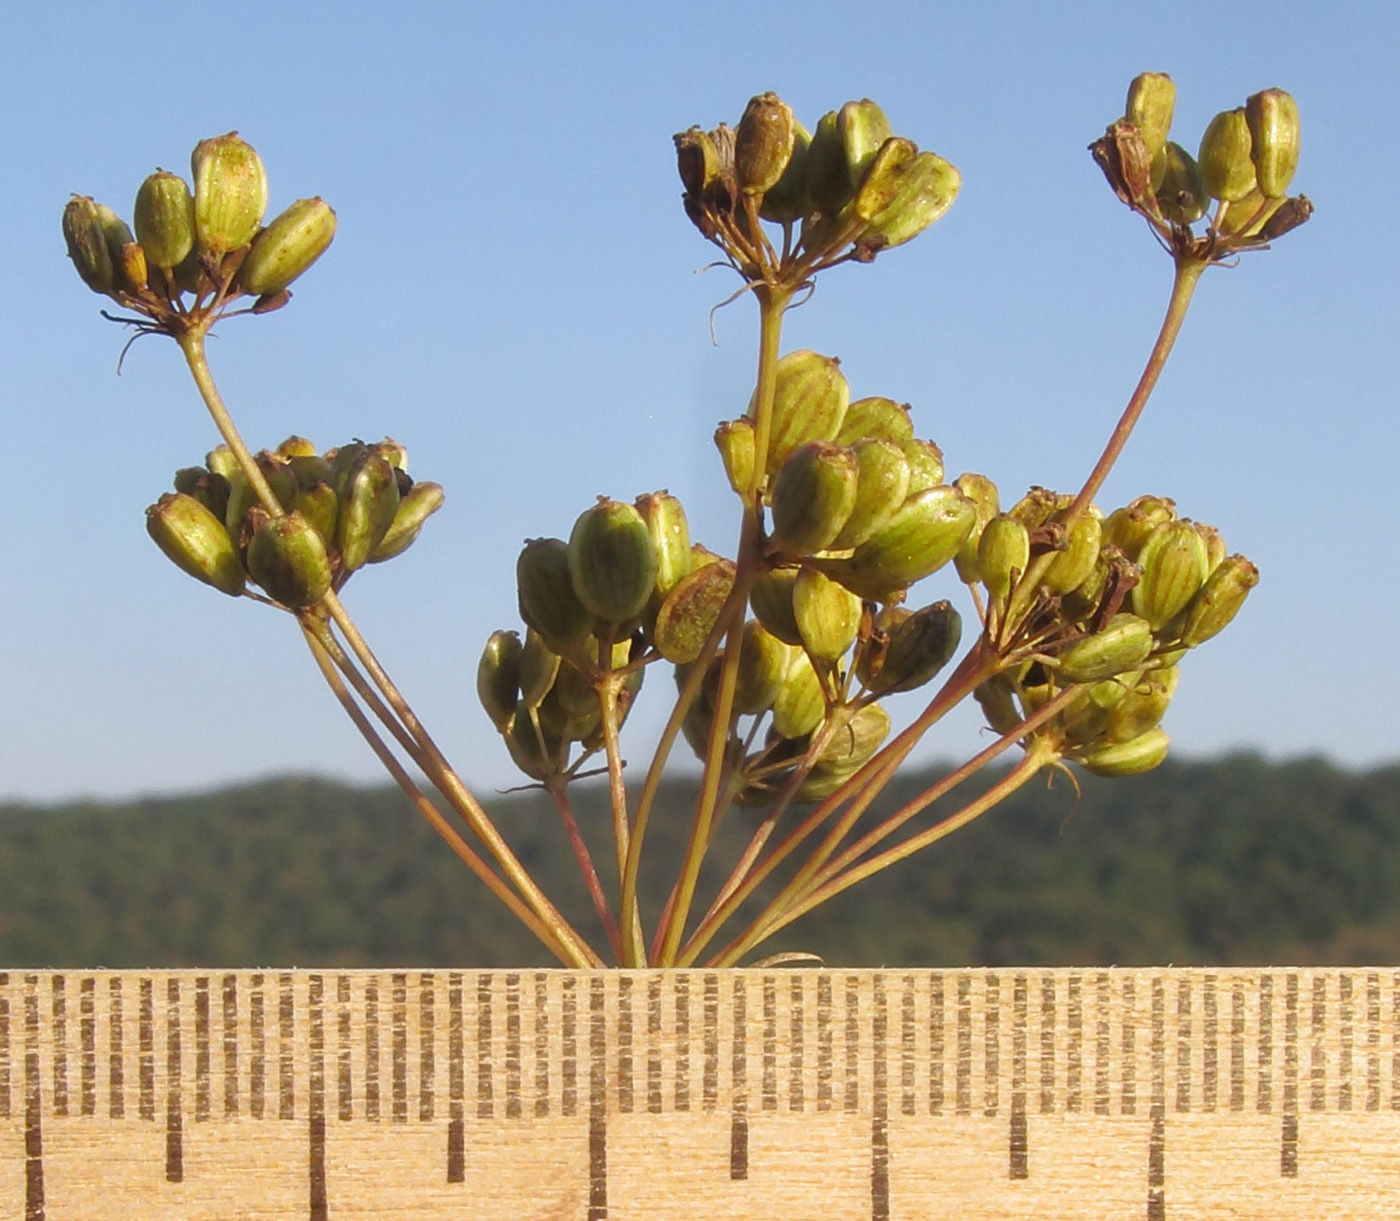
<box><xmin>5</xmin><ymin>968</ymin><xmax>1400</xmax><ymax>1219</ymax></box>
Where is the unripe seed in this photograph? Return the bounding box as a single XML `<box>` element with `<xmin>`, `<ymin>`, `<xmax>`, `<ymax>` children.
<box><xmin>857</xmin><ymin>149</ymin><xmax>960</xmax><ymax>251</ymax></box>
<box><xmin>134</xmin><ymin>170</ymin><xmax>196</xmax><ymax>270</ymax></box>
<box><xmin>974</xmin><ymin>676</ymin><xmax>1023</xmax><ymax>736</ymax></box>
<box><xmin>769</xmin><ymin>442</ymin><xmax>859</xmax><ymax>556</ymax></box>
<box><xmin>238</xmin><ymin>197</ymin><xmax>337</xmax><ymax>296</ymax></box>
<box><xmin>477</xmin><ymin>630</ymin><xmax>522</xmax><ymax>732</ymax></box>
<box><xmin>1133</xmin><ymin>520</ymin><xmax>1210</xmax><ymax>631</ymax></box>
<box><xmin>246</xmin><ymin>512</ymin><xmax>332</xmax><ymax>608</ymax></box>
<box><xmin>1198</xmin><ymin>109</ymin><xmax>1257</xmax><ymax>202</ymax></box>
<box><xmin>1104</xmin><ymin>666</ymin><xmax>1177</xmax><ymax>744</ymax></box>
<box><xmin>568</xmin><ymin>498</ymin><xmax>659</xmax><ymax>623</ymax></box>
<box><xmin>62</xmin><ymin>196</ymin><xmax>115</xmax><ymax>293</ymax></box>
<box><xmin>1154</xmin><ymin>141</ymin><xmax>1207</xmax><ymax>224</ymax></box>
<box><xmin>834</xmin><ymin>485</ymin><xmax>976</xmax><ymax>600</ymax></box>
<box><xmin>715</xmin><ymin>419</ymin><xmax>757</xmax><ymax>495</ymax></box>
<box><xmin>834</xmin><ymin>397</ymin><xmax>913</xmax><ymax>446</ymax></box>
<box><xmin>146</xmin><ymin>492</ymin><xmax>245</xmax><ymax>596</ymax></box>
<box><xmin>830</xmin><ymin>439</ymin><xmax>911</xmax><ymax>549</ymax></box>
<box><xmin>634</xmin><ymin>491</ymin><xmax>692</xmax><ymax>600</ymax></box>
<box><xmin>1245</xmin><ymin>88</ymin><xmax>1300</xmax><ymax>198</ymax></box>
<box><xmin>771</xmin><ymin>649</ymin><xmax>825</xmax><ymax>740</ymax></box>
<box><xmin>335</xmin><ymin>450</ymin><xmax>401</xmax><ymax>573</ymax></box>
<box><xmin>815</xmin><ymin>703</ymin><xmax>890</xmax><ymax>773</ymax></box>
<box><xmin>735</xmin><ymin>92</ymin><xmax>797</xmax><ymax>197</ymax></box>
<box><xmin>1078</xmin><ymin>727</ymin><xmax>1170</xmax><ymax>777</ymax></box>
<box><xmin>1042</xmin><ymin>513</ymin><xmax>1102</xmax><ymax>595</ymax></box>
<box><xmin>1125</xmin><ymin>72</ymin><xmax>1176</xmax><ymax>165</ymax></box>
<box><xmin>760</xmin><ymin>121</ymin><xmax>812</xmax><ymax>223</ymax></box>
<box><xmin>952</xmin><ymin>472</ymin><xmax>1000</xmax><ymax>585</ymax></box>
<box><xmin>1179</xmin><ymin>554</ymin><xmax>1259</xmax><ymax>647</ymax></box>
<box><xmin>978</xmin><ymin>515</ymin><xmax>1030</xmax><ymax>601</ymax></box>
<box><xmin>517</xmin><ymin>538</ymin><xmax>593</xmax><ymax>653</ymax></box>
<box><xmin>749</xmin><ymin>568</ymin><xmax>803</xmax><ymax>646</ymax></box>
<box><xmin>839</xmin><ymin>99</ymin><xmax>893</xmax><ymax>188</ymax></box>
<box><xmin>793</xmin><ymin>566</ymin><xmax>862</xmax><ymax>663</ymax></box>
<box><xmin>370</xmin><ymin>481</ymin><xmax>445</xmax><ymax>563</ymax></box>
<box><xmin>652</xmin><ymin>558</ymin><xmax>736</xmax><ymax>665</ymax></box>
<box><xmin>756</xmin><ymin>350</ymin><xmax>850</xmax><ymax>476</ymax></box>
<box><xmin>1057</xmin><ymin>613</ymin><xmax>1154</xmax><ymax>684</ymax></box>
<box><xmin>859</xmin><ymin>600</ymin><xmax>961</xmax><ymax>696</ymax></box>
<box><xmin>899</xmin><ymin>439</ymin><xmax>945</xmax><ymax>495</ymax></box>
<box><xmin>191</xmin><ymin>132</ymin><xmax>269</xmax><ymax>255</ymax></box>
<box><xmin>1102</xmin><ymin>495</ymin><xmax>1176</xmax><ymax>560</ymax></box>
<box><xmin>734</xmin><ymin>621</ymin><xmax>790</xmax><ymax>716</ymax></box>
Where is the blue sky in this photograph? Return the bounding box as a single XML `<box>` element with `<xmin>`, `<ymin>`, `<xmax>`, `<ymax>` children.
<box><xmin>2</xmin><ymin>3</ymin><xmax>1395</xmax><ymax>801</ymax></box>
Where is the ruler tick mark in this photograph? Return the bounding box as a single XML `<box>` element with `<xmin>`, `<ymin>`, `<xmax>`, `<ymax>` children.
<box><xmin>791</xmin><ymin>974</ymin><xmax>806</xmax><ymax>1114</ymax></box>
<box><xmin>221</xmin><ymin>974</ymin><xmax>238</xmax><ymax>1118</ymax></box>
<box><xmin>449</xmin><ymin>973</ymin><xmax>466</xmax><ymax>1180</ymax></box>
<box><xmin>421</xmin><ymin>972</ymin><xmax>437</xmax><ymax>1123</ymax></box>
<box><xmin>108</xmin><ymin>977</ymin><xmax>124</xmax><ymax>1120</ymax></box>
<box><xmin>531</xmin><ymin>972</ymin><xmax>548</xmax><ymax>1119</ymax></box>
<box><xmin>588</xmin><ymin>977</ymin><xmax>608</xmax><ymax>1219</ymax></box>
<box><xmin>872</xmin><ymin>975</ymin><xmax>890</xmax><ymax>1218</ymax></box>
<box><xmin>24</xmin><ymin>976</ymin><xmax>43</xmax><ymax>1221</ymax></box>
<box><xmin>674</xmin><ymin>974</ymin><xmax>690</xmax><ymax>1112</ymax></box>
<box><xmin>165</xmin><ymin>978</ymin><xmax>183</xmax><ymax>1182</ymax></box>
<box><xmin>730</xmin><ymin>975</ymin><xmax>749</xmax><ymax>1180</ymax></box>
<box><xmin>647</xmin><ymin>974</ymin><xmax>663</xmax><ymax>1115</ymax></box>
<box><xmin>139</xmin><ymin>977</ymin><xmax>155</xmax><ymax>1122</ymax></box>
<box><xmin>193</xmin><ymin>977</ymin><xmax>209</xmax><ymax>1122</ymax></box>
<box><xmin>80</xmin><ymin>977</ymin><xmax>96</xmax><ymax>1118</ymax></box>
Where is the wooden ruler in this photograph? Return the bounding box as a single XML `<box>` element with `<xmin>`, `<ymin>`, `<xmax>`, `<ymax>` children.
<box><xmin>3</xmin><ymin>967</ymin><xmax>1399</xmax><ymax>1219</ymax></box>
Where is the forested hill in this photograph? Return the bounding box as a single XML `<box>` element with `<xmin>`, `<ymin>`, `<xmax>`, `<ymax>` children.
<box><xmin>2</xmin><ymin>755</ymin><xmax>1398</xmax><ymax>968</ymax></box>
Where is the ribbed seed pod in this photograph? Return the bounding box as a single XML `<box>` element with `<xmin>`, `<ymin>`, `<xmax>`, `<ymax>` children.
<box><xmin>792</xmin><ymin>566</ymin><xmax>862</xmax><ymax>663</ymax></box>
<box><xmin>804</xmin><ymin>110</ymin><xmax>854</xmax><ymax>215</ymax></box>
<box><xmin>1245</xmin><ymin>89</ymin><xmax>1300</xmax><ymax>198</ymax></box>
<box><xmin>952</xmin><ymin>472</ymin><xmax>1000</xmax><ymax>585</ymax></box>
<box><xmin>1057</xmin><ymin>613</ymin><xmax>1154</xmax><ymax>684</ymax></box>
<box><xmin>1155</xmin><ymin>142</ymin><xmax>1207</xmax><ymax>224</ymax></box>
<box><xmin>1133</xmin><ymin>520</ymin><xmax>1210</xmax><ymax>631</ymax></box>
<box><xmin>839</xmin><ymin>99</ymin><xmax>893</xmax><ymax>188</ymax></box>
<box><xmin>477</xmin><ymin>630</ymin><xmax>523</xmax><ymax>731</ymax></box>
<box><xmin>568</xmin><ymin>498</ymin><xmax>658</xmax><ymax>623</ymax></box>
<box><xmin>1102</xmin><ymin>495</ymin><xmax>1176</xmax><ymax>561</ymax></box>
<box><xmin>771</xmin><ymin>649</ymin><xmax>825</xmax><ymax>740</ymax></box>
<box><xmin>1077</xmin><ymin>727</ymin><xmax>1170</xmax><ymax>777</ymax></box>
<box><xmin>634</xmin><ymin>491</ymin><xmax>692</xmax><ymax>601</ymax></box>
<box><xmin>749</xmin><ymin>567</ymin><xmax>804</xmax><ymax>646</ymax></box>
<box><xmin>1104</xmin><ymin>666</ymin><xmax>1177</xmax><ymax>744</ymax></box>
<box><xmin>62</xmin><ymin>197</ymin><xmax>115</xmax><ymax>293</ymax></box>
<box><xmin>858</xmin><ymin>600</ymin><xmax>961</xmax><ymax>695</ymax></box>
<box><xmin>978</xmin><ymin>515</ymin><xmax>1030</xmax><ymax>601</ymax></box>
<box><xmin>859</xmin><ymin>150</ymin><xmax>960</xmax><ymax>250</ymax></box>
<box><xmin>225</xmin><ymin>456</ymin><xmax>298</xmax><ymax>534</ymax></box>
<box><xmin>246</xmin><ymin>512</ymin><xmax>332</xmax><ymax>608</ymax></box>
<box><xmin>292</xmin><ymin>479</ymin><xmax>339</xmax><ymax>550</ymax></box>
<box><xmin>735</xmin><ymin>92</ymin><xmax>797</xmax><ymax>197</ymax></box>
<box><xmin>1043</xmin><ymin>513</ymin><xmax>1102</xmax><ymax>596</ymax></box>
<box><xmin>715</xmin><ymin>419</ymin><xmax>757</xmax><ymax>495</ymax></box>
<box><xmin>759</xmin><ymin>122</ymin><xmax>811</xmax><ymax>223</ymax></box>
<box><xmin>900</xmin><ymin>439</ymin><xmax>945</xmax><ymax>495</ymax></box>
<box><xmin>833</xmin><ymin>486</ymin><xmax>976</xmax><ymax>600</ymax></box>
<box><xmin>504</xmin><ymin>710</ymin><xmax>559</xmax><ymax>782</ymax></box>
<box><xmin>1198</xmin><ymin>109</ymin><xmax>1257</xmax><ymax>202</ymax></box>
<box><xmin>370</xmin><ymin>481</ymin><xmax>444</xmax><ymax>563</ymax></box>
<box><xmin>173</xmin><ymin>467</ymin><xmax>231</xmax><ymax>523</ymax></box>
<box><xmin>238</xmin><ymin>197</ymin><xmax>337</xmax><ymax>296</ymax></box>
<box><xmin>517</xmin><ymin>538</ymin><xmax>593</xmax><ymax>653</ymax></box>
<box><xmin>830</xmin><ymin>439</ymin><xmax>911</xmax><ymax>550</ymax></box>
<box><xmin>1126</xmin><ymin>72</ymin><xmax>1176</xmax><ymax>166</ymax></box>
<box><xmin>853</xmin><ymin>137</ymin><xmax>919</xmax><ymax>222</ymax></box>
<box><xmin>815</xmin><ymin>703</ymin><xmax>890</xmax><ymax>773</ymax></box>
<box><xmin>336</xmin><ymin>450</ymin><xmax>401</xmax><ymax>573</ymax></box>
<box><xmin>134</xmin><ymin>171</ymin><xmax>195</xmax><ymax>270</ymax></box>
<box><xmin>758</xmin><ymin>350</ymin><xmax>850</xmax><ymax>476</ymax></box>
<box><xmin>191</xmin><ymin>132</ymin><xmax>268</xmax><ymax>255</ymax></box>
<box><xmin>652</xmin><ymin>558</ymin><xmax>736</xmax><ymax>665</ymax></box>
<box><xmin>734</xmin><ymin>621</ymin><xmax>791</xmax><ymax>716</ymax></box>
<box><xmin>518</xmin><ymin>629</ymin><xmax>562</xmax><ymax>711</ymax></box>
<box><xmin>146</xmin><ymin>492</ymin><xmax>245</xmax><ymax>596</ymax></box>
<box><xmin>1007</xmin><ymin>486</ymin><xmax>1065</xmax><ymax>528</ymax></box>
<box><xmin>769</xmin><ymin>442</ymin><xmax>859</xmax><ymax>555</ymax></box>
<box><xmin>834</xmin><ymin>396</ymin><xmax>914</xmax><ymax>446</ymax></box>
<box><xmin>1179</xmin><ymin>555</ymin><xmax>1259</xmax><ymax>647</ymax></box>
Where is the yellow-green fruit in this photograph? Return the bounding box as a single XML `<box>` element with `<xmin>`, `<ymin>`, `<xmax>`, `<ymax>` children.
<box><xmin>769</xmin><ymin>442</ymin><xmax>859</xmax><ymax>555</ymax></box>
<box><xmin>62</xmin><ymin>196</ymin><xmax>115</xmax><ymax>293</ymax></box>
<box><xmin>1245</xmin><ymin>89</ymin><xmax>1300</xmax><ymax>198</ymax></box>
<box><xmin>1057</xmin><ymin>613</ymin><xmax>1154</xmax><ymax>684</ymax></box>
<box><xmin>749</xmin><ymin>567</ymin><xmax>803</xmax><ymax>646</ymax></box>
<box><xmin>792</xmin><ymin>566</ymin><xmax>862</xmax><ymax>663</ymax></box>
<box><xmin>517</xmin><ymin>538</ymin><xmax>593</xmax><ymax>653</ymax></box>
<box><xmin>734</xmin><ymin>621</ymin><xmax>790</xmax><ymax>716</ymax></box>
<box><xmin>830</xmin><ymin>439</ymin><xmax>911</xmax><ymax>550</ymax></box>
<box><xmin>370</xmin><ymin>481</ymin><xmax>445</xmax><ymax>563</ymax></box>
<box><xmin>815</xmin><ymin>703</ymin><xmax>890</xmax><ymax>774</ymax></box>
<box><xmin>858</xmin><ymin>600</ymin><xmax>961</xmax><ymax>696</ymax></box>
<box><xmin>1133</xmin><ymin>520</ymin><xmax>1210</xmax><ymax>631</ymax></box>
<box><xmin>674</xmin><ymin>126</ymin><xmax>722</xmax><ymax>196</ymax></box>
<box><xmin>652</xmin><ymin>559</ymin><xmax>736</xmax><ymax>665</ymax></box>
<box><xmin>1104</xmin><ymin>666</ymin><xmax>1177</xmax><ymax>744</ymax></box>
<box><xmin>293</xmin><ymin>479</ymin><xmax>339</xmax><ymax>550</ymax></box>
<box><xmin>1154</xmin><ymin>142</ymin><xmax>1207</xmax><ymax>224</ymax></box>
<box><xmin>952</xmin><ymin>472</ymin><xmax>1000</xmax><ymax>585</ymax></box>
<box><xmin>1043</xmin><ymin>513</ymin><xmax>1102</xmax><ymax>596</ymax></box>
<box><xmin>839</xmin><ymin>99</ymin><xmax>893</xmax><ymax>188</ymax></box>
<box><xmin>246</xmin><ymin>512</ymin><xmax>332</xmax><ymax>608</ymax></box>
<box><xmin>634</xmin><ymin>491</ymin><xmax>692</xmax><ymax>600</ymax></box>
<box><xmin>238</xmin><ymin>197</ymin><xmax>337</xmax><ymax>296</ymax></box>
<box><xmin>853</xmin><ymin>137</ymin><xmax>919</xmax><ymax>222</ymax></box>
<box><xmin>477</xmin><ymin>630</ymin><xmax>522</xmax><ymax>732</ymax></box>
<box><xmin>335</xmin><ymin>450</ymin><xmax>402</xmax><ymax>573</ymax></box>
<box><xmin>1125</xmin><ymin>72</ymin><xmax>1176</xmax><ymax>165</ymax></box>
<box><xmin>804</xmin><ymin>110</ymin><xmax>854</xmax><ymax>215</ymax></box>
<box><xmin>977</xmin><ymin>515</ymin><xmax>1030</xmax><ymax>601</ymax></box>
<box><xmin>1179</xmin><ymin>555</ymin><xmax>1259</xmax><ymax>647</ymax></box>
<box><xmin>518</xmin><ymin>629</ymin><xmax>562</xmax><ymax>711</ymax></box>
<box><xmin>760</xmin><ymin>121</ymin><xmax>811</xmax><ymax>222</ymax></box>
<box><xmin>771</xmin><ymin>649</ymin><xmax>825</xmax><ymax>740</ymax></box>
<box><xmin>173</xmin><ymin>467</ymin><xmax>231</xmax><ymax>522</ymax></box>
<box><xmin>715</xmin><ymin>419</ymin><xmax>756</xmax><ymax>496</ymax></box>
<box><xmin>1102</xmin><ymin>495</ymin><xmax>1176</xmax><ymax>560</ymax></box>
<box><xmin>134</xmin><ymin>170</ymin><xmax>195</xmax><ymax>270</ymax></box>
<box><xmin>145</xmin><ymin>492</ymin><xmax>245</xmax><ymax>596</ymax></box>
<box><xmin>900</xmin><ymin>439</ymin><xmax>945</xmax><ymax>494</ymax></box>
<box><xmin>834</xmin><ymin>485</ymin><xmax>976</xmax><ymax>600</ymax></box>
<box><xmin>834</xmin><ymin>396</ymin><xmax>913</xmax><ymax>447</ymax></box>
<box><xmin>191</xmin><ymin>132</ymin><xmax>268</xmax><ymax>254</ymax></box>
<box><xmin>1007</xmin><ymin>486</ymin><xmax>1066</xmax><ymax>528</ymax></box>
<box><xmin>757</xmin><ymin>350</ymin><xmax>850</xmax><ymax>476</ymax></box>
<box><xmin>504</xmin><ymin>710</ymin><xmax>560</xmax><ymax>782</ymax></box>
<box><xmin>1078</xmin><ymin>727</ymin><xmax>1170</xmax><ymax>777</ymax></box>
<box><xmin>1198</xmin><ymin>109</ymin><xmax>1257</xmax><ymax>203</ymax></box>
<box><xmin>568</xmin><ymin>498</ymin><xmax>659</xmax><ymax>623</ymax></box>
<box><xmin>735</xmin><ymin>92</ymin><xmax>797</xmax><ymax>197</ymax></box>
<box><xmin>224</xmin><ymin>456</ymin><xmax>298</xmax><ymax>534</ymax></box>
<box><xmin>858</xmin><ymin>148</ymin><xmax>960</xmax><ymax>249</ymax></box>
<box><xmin>975</xmin><ymin>676</ymin><xmax>1023</xmax><ymax>735</ymax></box>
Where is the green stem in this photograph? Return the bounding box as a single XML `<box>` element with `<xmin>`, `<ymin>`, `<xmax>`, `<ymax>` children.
<box><xmin>654</xmin><ymin>284</ymin><xmax>790</xmax><ymax>966</ymax></box>
<box><xmin>1065</xmin><ymin>255</ymin><xmax>1207</xmax><ymax>522</ymax></box>
<box><xmin>598</xmin><ymin>642</ymin><xmax>646</xmax><ymax>966</ymax></box>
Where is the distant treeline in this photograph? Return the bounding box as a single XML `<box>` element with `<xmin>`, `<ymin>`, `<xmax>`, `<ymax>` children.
<box><xmin>2</xmin><ymin>754</ymin><xmax>1398</xmax><ymax>968</ymax></box>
